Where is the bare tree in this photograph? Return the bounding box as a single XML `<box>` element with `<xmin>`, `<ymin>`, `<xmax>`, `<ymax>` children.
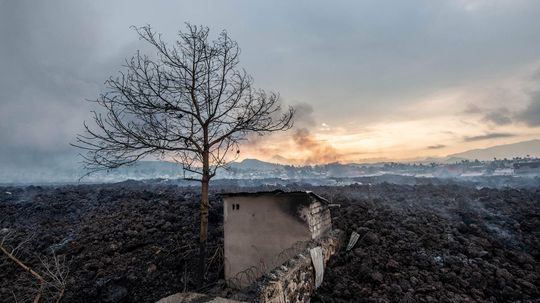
<box><xmin>73</xmin><ymin>24</ymin><xmax>294</xmax><ymax>281</ymax></box>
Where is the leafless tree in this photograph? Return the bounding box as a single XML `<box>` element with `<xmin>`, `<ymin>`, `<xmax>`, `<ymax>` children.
<box><xmin>73</xmin><ymin>24</ymin><xmax>294</xmax><ymax>281</ymax></box>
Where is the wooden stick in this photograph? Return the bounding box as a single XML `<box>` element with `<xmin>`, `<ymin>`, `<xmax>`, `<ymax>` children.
<box><xmin>0</xmin><ymin>244</ymin><xmax>45</xmax><ymax>303</ymax></box>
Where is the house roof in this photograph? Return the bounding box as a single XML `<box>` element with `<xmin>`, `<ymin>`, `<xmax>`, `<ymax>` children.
<box><xmin>219</xmin><ymin>189</ymin><xmax>329</xmax><ymax>204</ymax></box>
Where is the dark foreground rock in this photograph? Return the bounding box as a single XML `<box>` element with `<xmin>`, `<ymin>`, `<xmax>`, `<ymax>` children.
<box><xmin>312</xmin><ymin>184</ymin><xmax>540</xmax><ymax>302</ymax></box>
<box><xmin>0</xmin><ymin>182</ymin><xmax>224</xmax><ymax>303</ymax></box>
<box><xmin>1</xmin><ymin>182</ymin><xmax>539</xmax><ymax>302</ymax></box>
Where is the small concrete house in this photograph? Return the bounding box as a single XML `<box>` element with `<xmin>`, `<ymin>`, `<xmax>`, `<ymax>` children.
<box><xmin>221</xmin><ymin>190</ymin><xmax>332</xmax><ymax>288</ymax></box>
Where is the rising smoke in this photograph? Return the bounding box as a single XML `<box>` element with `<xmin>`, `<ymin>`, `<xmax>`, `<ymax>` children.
<box><xmin>292</xmin><ymin>128</ymin><xmax>342</xmax><ymax>164</ymax></box>
<box><xmin>289</xmin><ymin>103</ymin><xmax>343</xmax><ymax>165</ymax></box>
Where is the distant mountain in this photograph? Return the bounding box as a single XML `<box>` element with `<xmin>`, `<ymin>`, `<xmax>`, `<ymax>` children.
<box><xmin>271</xmin><ymin>155</ymin><xmax>295</xmax><ymax>164</ymax></box>
<box><xmin>228</xmin><ymin>158</ymin><xmax>283</xmax><ymax>170</ymax></box>
<box><xmin>3</xmin><ymin>140</ymin><xmax>539</xmax><ymax>184</ymax></box>
<box><xmin>446</xmin><ymin>139</ymin><xmax>540</xmax><ymax>161</ymax></box>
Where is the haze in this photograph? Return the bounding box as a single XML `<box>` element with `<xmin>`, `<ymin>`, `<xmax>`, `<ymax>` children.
<box><xmin>1</xmin><ymin>0</ymin><xmax>540</xmax><ymax>168</ymax></box>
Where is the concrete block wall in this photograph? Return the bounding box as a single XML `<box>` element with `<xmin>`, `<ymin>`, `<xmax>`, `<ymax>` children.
<box><xmin>248</xmin><ymin>229</ymin><xmax>345</xmax><ymax>303</ymax></box>
<box><xmin>158</xmin><ymin>230</ymin><xmax>344</xmax><ymax>303</ymax></box>
<box><xmin>301</xmin><ymin>201</ymin><xmax>332</xmax><ymax>240</ymax></box>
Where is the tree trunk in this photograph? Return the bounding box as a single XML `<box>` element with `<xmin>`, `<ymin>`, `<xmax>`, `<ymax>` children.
<box><xmin>198</xmin><ymin>150</ymin><xmax>210</xmax><ymax>285</ymax></box>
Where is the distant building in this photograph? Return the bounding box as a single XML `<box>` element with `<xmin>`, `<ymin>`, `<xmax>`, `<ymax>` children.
<box><xmin>513</xmin><ymin>161</ymin><xmax>540</xmax><ymax>175</ymax></box>
<box><xmin>221</xmin><ymin>190</ymin><xmax>332</xmax><ymax>288</ymax></box>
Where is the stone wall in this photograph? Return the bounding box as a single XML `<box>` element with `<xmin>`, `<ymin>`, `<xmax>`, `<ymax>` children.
<box><xmin>157</xmin><ymin>292</ymin><xmax>246</xmax><ymax>303</ymax></box>
<box><xmin>158</xmin><ymin>230</ymin><xmax>345</xmax><ymax>303</ymax></box>
<box><xmin>246</xmin><ymin>229</ymin><xmax>345</xmax><ymax>303</ymax></box>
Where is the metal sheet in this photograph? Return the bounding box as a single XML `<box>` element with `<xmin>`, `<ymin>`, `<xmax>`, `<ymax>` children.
<box><xmin>346</xmin><ymin>231</ymin><xmax>360</xmax><ymax>251</ymax></box>
<box><xmin>310</xmin><ymin>246</ymin><xmax>324</xmax><ymax>288</ymax></box>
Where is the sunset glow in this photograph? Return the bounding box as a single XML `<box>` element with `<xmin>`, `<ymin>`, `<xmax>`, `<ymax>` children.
<box><xmin>240</xmin><ymin>69</ymin><xmax>540</xmax><ymax>164</ymax></box>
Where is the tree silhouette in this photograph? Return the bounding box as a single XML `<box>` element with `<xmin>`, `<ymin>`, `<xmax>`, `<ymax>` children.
<box><xmin>73</xmin><ymin>24</ymin><xmax>294</xmax><ymax>282</ymax></box>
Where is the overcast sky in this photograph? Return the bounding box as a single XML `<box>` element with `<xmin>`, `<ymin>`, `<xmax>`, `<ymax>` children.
<box><xmin>1</xmin><ymin>0</ymin><xmax>540</xmax><ymax>166</ymax></box>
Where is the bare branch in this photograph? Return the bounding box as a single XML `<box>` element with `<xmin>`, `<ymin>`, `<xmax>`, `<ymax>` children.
<box><xmin>0</xmin><ymin>232</ymin><xmax>44</xmax><ymax>303</ymax></box>
<box><xmin>40</xmin><ymin>253</ymin><xmax>70</xmax><ymax>303</ymax></box>
<box><xmin>74</xmin><ymin>23</ymin><xmax>294</xmax><ymax>179</ymax></box>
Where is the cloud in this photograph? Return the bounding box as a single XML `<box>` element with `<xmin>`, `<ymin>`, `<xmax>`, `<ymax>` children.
<box><xmin>293</xmin><ymin>102</ymin><xmax>316</xmax><ymax>128</ymax></box>
<box><xmin>482</xmin><ymin>107</ymin><xmax>513</xmax><ymax>125</ymax></box>
<box><xmin>463</xmin><ymin>103</ymin><xmax>514</xmax><ymax>126</ymax></box>
<box><xmin>2</xmin><ymin>0</ymin><xmax>540</xmax><ymax>169</ymax></box>
<box><xmin>0</xmin><ymin>1</ymin><xmax>138</xmax><ymax>168</ymax></box>
<box><xmin>462</xmin><ymin>70</ymin><xmax>540</xmax><ymax>128</ymax></box>
<box><xmin>463</xmin><ymin>70</ymin><xmax>540</xmax><ymax>128</ymax></box>
<box><xmin>463</xmin><ymin>133</ymin><xmax>516</xmax><ymax>142</ymax></box>
<box><xmin>516</xmin><ymin>90</ymin><xmax>540</xmax><ymax>126</ymax></box>
<box><xmin>428</xmin><ymin>144</ymin><xmax>446</xmax><ymax>149</ymax></box>
<box><xmin>240</xmin><ymin>101</ymin><xmax>315</xmax><ymax>146</ymax></box>
<box><xmin>462</xmin><ymin>104</ymin><xmax>482</xmax><ymax>114</ymax></box>
<box><xmin>0</xmin><ymin>3</ymin><xmax>95</xmax><ymax>154</ymax></box>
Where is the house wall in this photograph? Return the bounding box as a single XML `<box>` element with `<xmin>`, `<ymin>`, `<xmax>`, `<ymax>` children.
<box><xmin>299</xmin><ymin>200</ymin><xmax>332</xmax><ymax>239</ymax></box>
<box><xmin>223</xmin><ymin>195</ymin><xmax>313</xmax><ymax>288</ymax></box>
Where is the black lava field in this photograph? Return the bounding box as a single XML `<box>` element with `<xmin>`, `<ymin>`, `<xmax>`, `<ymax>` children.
<box><xmin>1</xmin><ymin>181</ymin><xmax>539</xmax><ymax>302</ymax></box>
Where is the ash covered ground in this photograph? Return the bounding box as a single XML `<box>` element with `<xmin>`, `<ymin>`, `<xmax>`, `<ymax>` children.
<box><xmin>0</xmin><ymin>179</ymin><xmax>539</xmax><ymax>302</ymax></box>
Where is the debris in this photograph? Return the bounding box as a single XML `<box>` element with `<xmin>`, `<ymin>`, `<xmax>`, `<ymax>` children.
<box><xmin>346</xmin><ymin>231</ymin><xmax>360</xmax><ymax>251</ymax></box>
<box><xmin>310</xmin><ymin>246</ymin><xmax>324</xmax><ymax>288</ymax></box>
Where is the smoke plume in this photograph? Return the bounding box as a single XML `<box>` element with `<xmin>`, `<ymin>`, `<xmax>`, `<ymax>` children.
<box><xmin>293</xmin><ymin>128</ymin><xmax>342</xmax><ymax>164</ymax></box>
<box><xmin>289</xmin><ymin>102</ymin><xmax>343</xmax><ymax>164</ymax></box>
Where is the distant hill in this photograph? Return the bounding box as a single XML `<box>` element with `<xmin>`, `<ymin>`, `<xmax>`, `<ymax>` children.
<box><xmin>446</xmin><ymin>139</ymin><xmax>540</xmax><ymax>161</ymax></box>
<box><xmin>228</xmin><ymin>158</ymin><xmax>283</xmax><ymax>170</ymax></box>
<box><xmin>0</xmin><ymin>159</ymin><xmax>188</xmax><ymax>184</ymax></box>
<box><xmin>3</xmin><ymin>140</ymin><xmax>539</xmax><ymax>184</ymax></box>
